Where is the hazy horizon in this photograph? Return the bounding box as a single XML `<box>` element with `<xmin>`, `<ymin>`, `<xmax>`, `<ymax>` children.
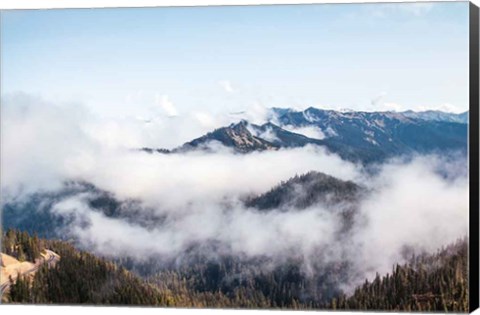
<box><xmin>1</xmin><ymin>1</ymin><xmax>469</xmax><ymax>121</ymax></box>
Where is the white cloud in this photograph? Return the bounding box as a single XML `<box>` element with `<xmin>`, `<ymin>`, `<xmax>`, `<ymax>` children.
<box><xmin>353</xmin><ymin>155</ymin><xmax>468</xmax><ymax>282</ymax></box>
<box><xmin>218</xmin><ymin>80</ymin><xmax>235</xmax><ymax>93</ymax></box>
<box><xmin>0</xmin><ymin>93</ymin><xmax>98</xmax><ymax>196</ymax></box>
<box><xmin>76</xmin><ymin>144</ymin><xmax>360</xmax><ymax>211</ymax></box>
<box><xmin>418</xmin><ymin>103</ymin><xmax>464</xmax><ymax>113</ymax></box>
<box><xmin>283</xmin><ymin>125</ymin><xmax>325</xmax><ymax>140</ymax></box>
<box><xmin>257</xmin><ymin>127</ymin><xmax>280</xmax><ymax>142</ymax></box>
<box><xmin>155</xmin><ymin>94</ymin><xmax>178</xmax><ymax>117</ymax></box>
<box><xmin>381</xmin><ymin>102</ymin><xmax>404</xmax><ymax>112</ymax></box>
<box><xmin>1</xmin><ymin>93</ymin><xmax>468</xmax><ymax>292</ymax></box>
<box><xmin>44</xmin><ymin>152</ymin><xmax>468</xmax><ymax>292</ymax></box>
<box><xmin>234</xmin><ymin>102</ymin><xmax>272</xmax><ymax>125</ymax></box>
<box><xmin>193</xmin><ymin>111</ymin><xmax>220</xmax><ymax>129</ymax></box>
<box><xmin>1</xmin><ymin>93</ymin><xmax>361</xmax><ymax>205</ymax></box>
<box><xmin>371</xmin><ymin>91</ymin><xmax>387</xmax><ymax>107</ymax></box>
<box><xmin>397</xmin><ymin>2</ymin><xmax>434</xmax><ymax>16</ymax></box>
<box><xmin>369</xmin><ymin>2</ymin><xmax>435</xmax><ymax>18</ymax></box>
<box><xmin>374</xmin><ymin>101</ymin><xmax>464</xmax><ymax>113</ymax></box>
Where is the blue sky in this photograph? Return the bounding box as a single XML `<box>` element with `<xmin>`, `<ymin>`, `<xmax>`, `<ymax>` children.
<box><xmin>1</xmin><ymin>2</ymin><xmax>470</xmax><ymax>118</ymax></box>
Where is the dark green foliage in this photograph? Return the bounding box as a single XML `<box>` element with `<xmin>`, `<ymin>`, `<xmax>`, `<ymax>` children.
<box><xmin>85</xmin><ymin>190</ymin><xmax>166</xmax><ymax>229</ymax></box>
<box><xmin>140</xmin><ymin>147</ymin><xmax>170</xmax><ymax>154</ymax></box>
<box><xmin>1</xmin><ymin>181</ymin><xmax>98</xmax><ymax>239</ymax></box>
<box><xmin>246</xmin><ymin>171</ymin><xmax>363</xmax><ymax>210</ymax></box>
<box><xmin>2</xmin><ymin>197</ymin><xmax>71</xmax><ymax>240</ymax></box>
<box><xmin>2</xmin><ymin>229</ymin><xmax>44</xmax><ymax>262</ymax></box>
<box><xmin>326</xmin><ymin>238</ymin><xmax>469</xmax><ymax>312</ymax></box>
<box><xmin>9</xmin><ymin>275</ymin><xmax>31</xmax><ymax>303</ymax></box>
<box><xmin>2</xmin><ymin>229</ymin><xmax>171</xmax><ymax>305</ymax></box>
<box><xmin>2</xmin><ymin>230</ymin><xmax>469</xmax><ymax>311</ymax></box>
<box><xmin>2</xmin><ymin>182</ymin><xmax>166</xmax><ymax>239</ymax></box>
<box><xmin>151</xmin><ymin>260</ymin><xmax>304</xmax><ymax>308</ymax></box>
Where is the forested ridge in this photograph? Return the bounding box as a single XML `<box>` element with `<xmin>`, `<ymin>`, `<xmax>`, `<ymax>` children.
<box><xmin>2</xmin><ymin>229</ymin><xmax>172</xmax><ymax>305</ymax></box>
<box><xmin>246</xmin><ymin>171</ymin><xmax>363</xmax><ymax>210</ymax></box>
<box><xmin>328</xmin><ymin>238</ymin><xmax>469</xmax><ymax>312</ymax></box>
<box><xmin>1</xmin><ymin>230</ymin><xmax>469</xmax><ymax>311</ymax></box>
<box><xmin>3</xmin><ymin>229</ymin><xmax>45</xmax><ymax>263</ymax></box>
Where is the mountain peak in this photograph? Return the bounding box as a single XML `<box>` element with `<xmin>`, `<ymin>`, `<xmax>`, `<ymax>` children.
<box><xmin>246</xmin><ymin>171</ymin><xmax>363</xmax><ymax>211</ymax></box>
<box><xmin>228</xmin><ymin>119</ymin><xmax>250</xmax><ymax>131</ymax></box>
<box><xmin>179</xmin><ymin>120</ymin><xmax>276</xmax><ymax>153</ymax></box>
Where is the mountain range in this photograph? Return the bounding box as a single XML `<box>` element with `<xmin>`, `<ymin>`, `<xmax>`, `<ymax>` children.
<box><xmin>1</xmin><ymin>106</ymin><xmax>470</xmax><ymax>310</ymax></box>
<box><xmin>141</xmin><ymin>107</ymin><xmax>468</xmax><ymax>164</ymax></box>
<box><xmin>2</xmin><ymin>171</ymin><xmax>363</xmax><ymax>240</ymax></box>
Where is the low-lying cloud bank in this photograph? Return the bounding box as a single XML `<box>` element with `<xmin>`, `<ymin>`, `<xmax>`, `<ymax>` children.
<box><xmin>1</xmin><ymin>93</ymin><xmax>361</xmax><ymax>206</ymax></box>
<box><xmin>1</xmin><ymin>94</ymin><xmax>469</xmax><ymax>291</ymax></box>
<box><xmin>48</xmin><ymin>156</ymin><xmax>468</xmax><ymax>282</ymax></box>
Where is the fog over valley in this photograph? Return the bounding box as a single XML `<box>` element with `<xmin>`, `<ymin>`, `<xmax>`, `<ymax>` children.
<box><xmin>0</xmin><ymin>2</ymin><xmax>472</xmax><ymax>309</ymax></box>
<box><xmin>1</xmin><ymin>93</ymin><xmax>469</xmax><ymax>300</ymax></box>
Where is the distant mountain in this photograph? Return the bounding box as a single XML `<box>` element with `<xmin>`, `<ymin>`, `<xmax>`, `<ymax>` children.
<box><xmin>140</xmin><ymin>107</ymin><xmax>467</xmax><ymax>164</ymax></box>
<box><xmin>274</xmin><ymin>107</ymin><xmax>467</xmax><ymax>163</ymax></box>
<box><xmin>2</xmin><ymin>181</ymin><xmax>165</xmax><ymax>239</ymax></box>
<box><xmin>401</xmin><ymin>110</ymin><xmax>468</xmax><ymax>123</ymax></box>
<box><xmin>174</xmin><ymin>120</ymin><xmax>324</xmax><ymax>153</ymax></box>
<box><xmin>179</xmin><ymin>120</ymin><xmax>277</xmax><ymax>153</ymax></box>
<box><xmin>3</xmin><ymin>171</ymin><xmax>364</xmax><ymax>243</ymax></box>
<box><xmin>273</xmin><ymin>108</ymin><xmax>469</xmax><ymax>124</ymax></box>
<box><xmin>247</xmin><ymin>122</ymin><xmax>323</xmax><ymax>148</ymax></box>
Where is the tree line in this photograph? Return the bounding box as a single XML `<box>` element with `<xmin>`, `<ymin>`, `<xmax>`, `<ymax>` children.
<box><xmin>327</xmin><ymin>238</ymin><xmax>469</xmax><ymax>312</ymax></box>
<box><xmin>1</xmin><ymin>229</ymin><xmax>469</xmax><ymax>311</ymax></box>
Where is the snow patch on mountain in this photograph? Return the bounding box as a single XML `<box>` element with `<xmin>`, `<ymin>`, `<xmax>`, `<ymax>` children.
<box><xmin>303</xmin><ymin>111</ymin><xmax>320</xmax><ymax>123</ymax></box>
<box><xmin>324</xmin><ymin>127</ymin><xmax>338</xmax><ymax>137</ymax></box>
<box><xmin>246</xmin><ymin>124</ymin><xmax>280</xmax><ymax>143</ymax></box>
<box><xmin>283</xmin><ymin>125</ymin><xmax>326</xmax><ymax>140</ymax></box>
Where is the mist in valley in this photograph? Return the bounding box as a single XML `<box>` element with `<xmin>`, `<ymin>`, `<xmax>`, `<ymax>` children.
<box><xmin>1</xmin><ymin>93</ymin><xmax>469</xmax><ymax>300</ymax></box>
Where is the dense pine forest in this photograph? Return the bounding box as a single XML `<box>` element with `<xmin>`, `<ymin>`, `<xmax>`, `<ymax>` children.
<box><xmin>328</xmin><ymin>238</ymin><xmax>469</xmax><ymax>312</ymax></box>
<box><xmin>1</xmin><ymin>230</ymin><xmax>469</xmax><ymax>311</ymax></box>
<box><xmin>2</xmin><ymin>229</ymin><xmax>169</xmax><ymax>305</ymax></box>
<box><xmin>3</xmin><ymin>229</ymin><xmax>45</xmax><ymax>263</ymax></box>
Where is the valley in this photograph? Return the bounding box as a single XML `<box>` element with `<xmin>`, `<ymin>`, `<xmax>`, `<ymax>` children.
<box><xmin>0</xmin><ymin>107</ymin><xmax>470</xmax><ymax>311</ymax></box>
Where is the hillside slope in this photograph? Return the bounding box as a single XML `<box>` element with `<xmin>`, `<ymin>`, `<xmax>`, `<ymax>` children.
<box><xmin>1</xmin><ymin>231</ymin><xmax>469</xmax><ymax>311</ymax></box>
<box><xmin>276</xmin><ymin>107</ymin><xmax>467</xmax><ymax>163</ymax></box>
<box><xmin>327</xmin><ymin>238</ymin><xmax>469</xmax><ymax>312</ymax></box>
<box><xmin>246</xmin><ymin>171</ymin><xmax>363</xmax><ymax>210</ymax></box>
